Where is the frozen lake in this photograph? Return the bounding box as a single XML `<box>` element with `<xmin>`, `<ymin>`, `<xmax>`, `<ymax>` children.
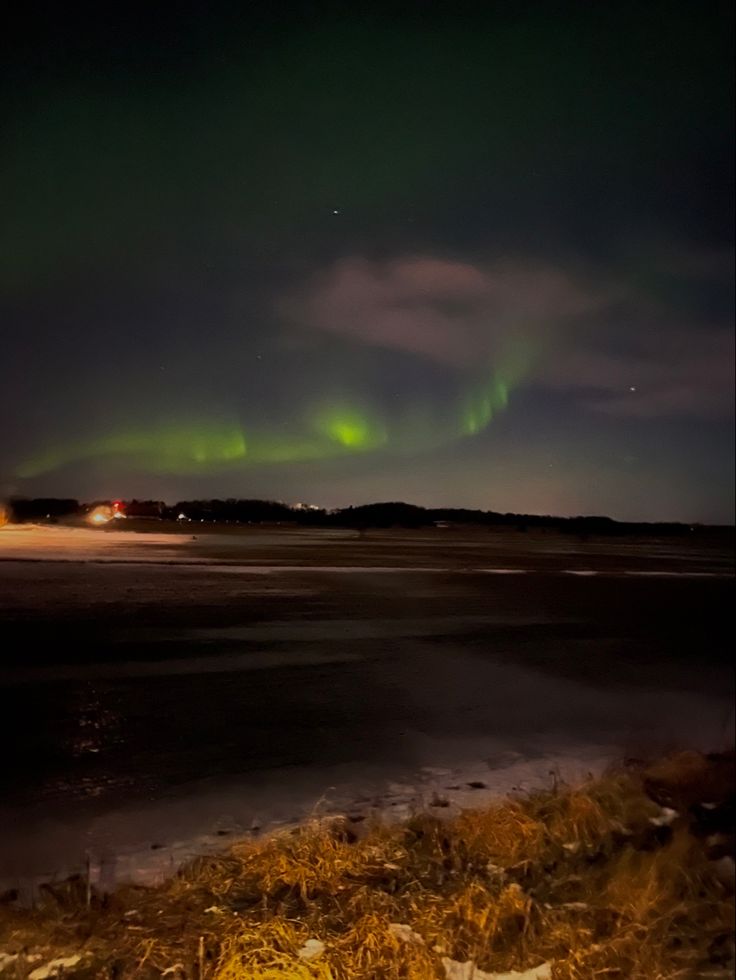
<box><xmin>0</xmin><ymin>524</ymin><xmax>732</xmax><ymax>892</ymax></box>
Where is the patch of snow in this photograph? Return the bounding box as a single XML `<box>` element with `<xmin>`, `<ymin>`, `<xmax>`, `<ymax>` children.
<box><xmin>649</xmin><ymin>806</ymin><xmax>679</xmax><ymax>827</ymax></box>
<box><xmin>297</xmin><ymin>939</ymin><xmax>325</xmax><ymax>961</ymax></box>
<box><xmin>712</xmin><ymin>856</ymin><xmax>735</xmax><ymax>891</ymax></box>
<box><xmin>388</xmin><ymin>923</ymin><xmax>425</xmax><ymax>946</ymax></box>
<box><xmin>478</xmin><ymin>569</ymin><xmax>528</xmax><ymax>575</ymax></box>
<box><xmin>442</xmin><ymin>959</ymin><xmax>551</xmax><ymax>980</ymax></box>
<box><xmin>29</xmin><ymin>956</ymin><xmax>83</xmax><ymax>980</ymax></box>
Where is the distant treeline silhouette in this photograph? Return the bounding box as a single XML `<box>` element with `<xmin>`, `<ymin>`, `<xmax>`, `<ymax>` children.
<box><xmin>5</xmin><ymin>497</ymin><xmax>732</xmax><ymax>536</ymax></box>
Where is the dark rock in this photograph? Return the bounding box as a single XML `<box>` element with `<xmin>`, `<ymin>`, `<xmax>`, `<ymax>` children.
<box><xmin>644</xmin><ymin>751</ymin><xmax>735</xmax><ymax>812</ymax></box>
<box><xmin>690</xmin><ymin>800</ymin><xmax>736</xmax><ymax>845</ymax></box>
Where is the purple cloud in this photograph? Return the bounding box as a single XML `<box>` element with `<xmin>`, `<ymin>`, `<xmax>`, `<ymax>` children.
<box><xmin>281</xmin><ymin>250</ymin><xmax>734</xmax><ymax>419</ymax></box>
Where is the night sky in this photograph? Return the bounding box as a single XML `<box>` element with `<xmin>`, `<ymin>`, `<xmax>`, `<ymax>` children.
<box><xmin>2</xmin><ymin>1</ymin><xmax>734</xmax><ymax>521</ymax></box>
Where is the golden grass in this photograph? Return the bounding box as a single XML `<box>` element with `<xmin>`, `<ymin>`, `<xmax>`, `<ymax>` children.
<box><xmin>0</xmin><ymin>760</ymin><xmax>732</xmax><ymax>979</ymax></box>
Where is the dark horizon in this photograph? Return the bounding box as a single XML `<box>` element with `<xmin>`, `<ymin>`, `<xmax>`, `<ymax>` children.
<box><xmin>6</xmin><ymin>493</ymin><xmax>735</xmax><ymax>531</ymax></box>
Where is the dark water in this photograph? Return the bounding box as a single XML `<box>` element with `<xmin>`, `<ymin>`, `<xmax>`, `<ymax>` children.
<box><xmin>0</xmin><ymin>543</ymin><xmax>733</xmax><ymax>883</ymax></box>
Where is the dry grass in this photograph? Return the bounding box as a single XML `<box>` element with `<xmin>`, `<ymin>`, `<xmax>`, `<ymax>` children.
<box><xmin>0</xmin><ymin>757</ymin><xmax>732</xmax><ymax>979</ymax></box>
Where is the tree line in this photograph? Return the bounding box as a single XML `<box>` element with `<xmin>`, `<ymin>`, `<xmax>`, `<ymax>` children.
<box><xmin>4</xmin><ymin>496</ymin><xmax>729</xmax><ymax>537</ymax></box>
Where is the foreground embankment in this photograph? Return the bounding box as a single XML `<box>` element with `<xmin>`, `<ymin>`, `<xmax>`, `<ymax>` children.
<box><xmin>0</xmin><ymin>751</ymin><xmax>733</xmax><ymax>980</ymax></box>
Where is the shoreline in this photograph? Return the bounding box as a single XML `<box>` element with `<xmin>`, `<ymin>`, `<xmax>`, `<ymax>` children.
<box><xmin>2</xmin><ymin>747</ymin><xmax>620</xmax><ymax>902</ymax></box>
<box><xmin>0</xmin><ymin>750</ymin><xmax>733</xmax><ymax>979</ymax></box>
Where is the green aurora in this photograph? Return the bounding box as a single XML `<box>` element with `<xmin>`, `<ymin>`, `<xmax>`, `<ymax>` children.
<box><xmin>15</xmin><ymin>422</ymin><xmax>248</xmax><ymax>479</ymax></box>
<box><xmin>16</xmin><ymin>364</ymin><xmax>525</xmax><ymax>479</ymax></box>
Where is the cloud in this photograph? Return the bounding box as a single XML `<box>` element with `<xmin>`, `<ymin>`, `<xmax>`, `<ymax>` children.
<box><xmin>282</xmin><ymin>249</ymin><xmax>734</xmax><ymax>420</ymax></box>
<box><xmin>540</xmin><ymin>331</ymin><xmax>734</xmax><ymax>418</ymax></box>
<box><xmin>280</xmin><ymin>255</ymin><xmax>606</xmax><ymax>368</ymax></box>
